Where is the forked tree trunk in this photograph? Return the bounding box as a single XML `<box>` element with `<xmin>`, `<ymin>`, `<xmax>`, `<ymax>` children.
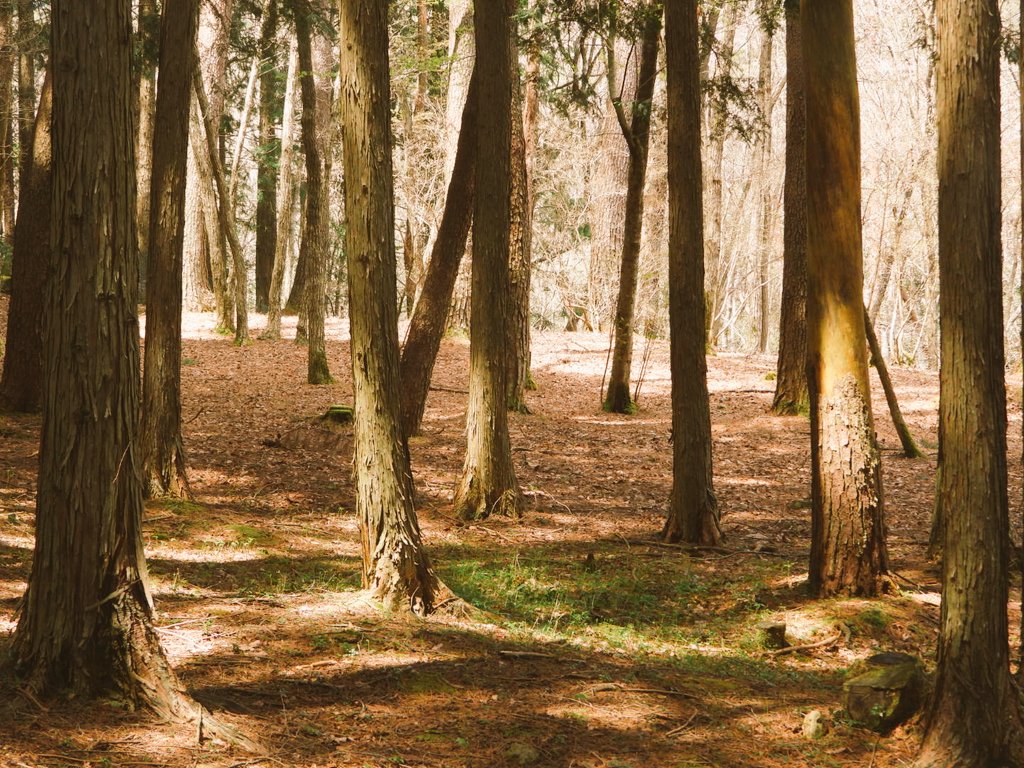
<box><xmin>141</xmin><ymin>0</ymin><xmax>201</xmax><ymax>500</ymax></box>
<box><xmin>771</xmin><ymin>0</ymin><xmax>808</xmax><ymax>415</ymax></box>
<box><xmin>294</xmin><ymin>0</ymin><xmax>331</xmax><ymax>384</ymax></box>
<box><xmin>399</xmin><ymin>66</ymin><xmax>478</xmax><ymax>438</ymax></box>
<box><xmin>664</xmin><ymin>0</ymin><xmax>721</xmax><ymax>546</ymax></box>
<box><xmin>453</xmin><ymin>0</ymin><xmax>522</xmax><ymax>520</ymax></box>
<box><xmin>916</xmin><ymin>0</ymin><xmax>1024</xmax><ymax>763</ymax></box>
<box><xmin>255</xmin><ymin>0</ymin><xmax>280</xmax><ymax>312</ymax></box>
<box><xmin>802</xmin><ymin>0</ymin><xmax>889</xmax><ymax>598</ymax></box>
<box><xmin>0</xmin><ymin>69</ymin><xmax>50</xmax><ymax>413</ymax></box>
<box><xmin>339</xmin><ymin>0</ymin><xmax>441</xmax><ymax>613</ymax></box>
<box><xmin>603</xmin><ymin>4</ymin><xmax>662</xmax><ymax>414</ymax></box>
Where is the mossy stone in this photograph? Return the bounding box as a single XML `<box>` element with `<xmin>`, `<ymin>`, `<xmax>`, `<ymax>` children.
<box><xmin>843</xmin><ymin>654</ymin><xmax>924</xmax><ymax>732</ymax></box>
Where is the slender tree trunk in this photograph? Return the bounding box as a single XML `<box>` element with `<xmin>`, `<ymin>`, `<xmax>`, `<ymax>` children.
<box><xmin>754</xmin><ymin>1</ymin><xmax>775</xmax><ymax>355</ymax></box>
<box><xmin>453</xmin><ymin>0</ymin><xmax>522</xmax><ymax>520</ymax></box>
<box><xmin>864</xmin><ymin>310</ymin><xmax>922</xmax><ymax>460</ymax></box>
<box><xmin>294</xmin><ymin>0</ymin><xmax>331</xmax><ymax>384</ymax></box>
<box><xmin>603</xmin><ymin>4</ymin><xmax>662</xmax><ymax>414</ymax></box>
<box><xmin>0</xmin><ymin>3</ymin><xmax>15</xmax><ymax>244</ymax></box>
<box><xmin>803</xmin><ymin>0</ymin><xmax>889</xmax><ymax>598</ymax></box>
<box><xmin>664</xmin><ymin>0</ymin><xmax>721</xmax><ymax>546</ymax></box>
<box><xmin>0</xmin><ymin>69</ymin><xmax>50</xmax><ymax>413</ymax></box>
<box><xmin>141</xmin><ymin>0</ymin><xmax>201</xmax><ymax>499</ymax></box>
<box><xmin>255</xmin><ymin>0</ymin><xmax>280</xmax><ymax>312</ymax></box>
<box><xmin>772</xmin><ymin>0</ymin><xmax>808</xmax><ymax>415</ymax></box>
<box><xmin>136</xmin><ymin>0</ymin><xmax>158</xmax><ymax>274</ymax></box>
<box><xmin>16</xmin><ymin>0</ymin><xmax>35</xmax><ymax>187</ymax></box>
<box><xmin>399</xmin><ymin>66</ymin><xmax>478</xmax><ymax>438</ymax></box>
<box><xmin>339</xmin><ymin>0</ymin><xmax>441</xmax><ymax>612</ymax></box>
<box><xmin>916</xmin><ymin>0</ymin><xmax>1024</xmax><ymax>763</ymax></box>
<box><xmin>264</xmin><ymin>38</ymin><xmax>298</xmax><ymax>340</ymax></box>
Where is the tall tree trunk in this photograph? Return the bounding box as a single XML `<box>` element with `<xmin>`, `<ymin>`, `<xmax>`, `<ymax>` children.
<box><xmin>754</xmin><ymin>1</ymin><xmax>775</xmax><ymax>355</ymax></box>
<box><xmin>399</xmin><ymin>66</ymin><xmax>478</xmax><ymax>438</ymax></box>
<box><xmin>264</xmin><ymin>38</ymin><xmax>298</xmax><ymax>340</ymax></box>
<box><xmin>771</xmin><ymin>0</ymin><xmax>808</xmax><ymax>415</ymax></box>
<box><xmin>664</xmin><ymin>0</ymin><xmax>721</xmax><ymax>546</ymax></box>
<box><xmin>0</xmin><ymin>3</ymin><xmax>15</xmax><ymax>245</ymax></box>
<box><xmin>16</xmin><ymin>0</ymin><xmax>35</xmax><ymax>187</ymax></box>
<box><xmin>11</xmin><ymin>1</ymin><xmax>242</xmax><ymax>739</ymax></box>
<box><xmin>803</xmin><ymin>0</ymin><xmax>889</xmax><ymax>598</ymax></box>
<box><xmin>136</xmin><ymin>0</ymin><xmax>158</xmax><ymax>276</ymax></box>
<box><xmin>141</xmin><ymin>0</ymin><xmax>201</xmax><ymax>499</ymax></box>
<box><xmin>255</xmin><ymin>0</ymin><xmax>280</xmax><ymax>312</ymax></box>
<box><xmin>453</xmin><ymin>0</ymin><xmax>522</xmax><ymax>520</ymax></box>
<box><xmin>339</xmin><ymin>0</ymin><xmax>441</xmax><ymax>613</ymax></box>
<box><xmin>916</xmin><ymin>0</ymin><xmax>1024</xmax><ymax>763</ymax></box>
<box><xmin>0</xmin><ymin>69</ymin><xmax>50</xmax><ymax>413</ymax></box>
<box><xmin>294</xmin><ymin>0</ymin><xmax>332</xmax><ymax>384</ymax></box>
<box><xmin>603</xmin><ymin>4</ymin><xmax>662</xmax><ymax>415</ymax></box>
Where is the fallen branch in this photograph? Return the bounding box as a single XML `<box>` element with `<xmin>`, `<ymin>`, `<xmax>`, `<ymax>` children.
<box><xmin>770</xmin><ymin>630</ymin><xmax>843</xmax><ymax>656</ymax></box>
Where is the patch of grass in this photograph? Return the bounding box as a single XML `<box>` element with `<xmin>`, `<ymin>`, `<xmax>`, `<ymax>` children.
<box><xmin>156</xmin><ymin>498</ymin><xmax>205</xmax><ymax>516</ymax></box>
<box><xmin>230</xmin><ymin>523</ymin><xmax>275</xmax><ymax>547</ymax></box>
<box><xmin>853</xmin><ymin>606</ymin><xmax>891</xmax><ymax>631</ymax></box>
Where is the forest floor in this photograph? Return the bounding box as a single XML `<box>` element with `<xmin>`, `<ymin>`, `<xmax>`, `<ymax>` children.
<box><xmin>1</xmin><ymin>297</ymin><xmax>1023</xmax><ymax>768</ymax></box>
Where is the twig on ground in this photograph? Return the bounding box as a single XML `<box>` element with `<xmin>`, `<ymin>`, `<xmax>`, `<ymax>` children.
<box><xmin>770</xmin><ymin>630</ymin><xmax>844</xmax><ymax>656</ymax></box>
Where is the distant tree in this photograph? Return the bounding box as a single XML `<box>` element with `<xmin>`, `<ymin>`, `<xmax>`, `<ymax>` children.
<box><xmin>663</xmin><ymin>0</ymin><xmax>721</xmax><ymax>546</ymax></box>
<box><xmin>916</xmin><ymin>0</ymin><xmax>1024</xmax><ymax>763</ymax></box>
<box><xmin>453</xmin><ymin>0</ymin><xmax>522</xmax><ymax>520</ymax></box>
<box><xmin>339</xmin><ymin>0</ymin><xmax>442</xmax><ymax>611</ymax></box>
<box><xmin>802</xmin><ymin>0</ymin><xmax>889</xmax><ymax>597</ymax></box>
<box><xmin>0</xmin><ymin>70</ymin><xmax>50</xmax><ymax>413</ymax></box>
<box><xmin>255</xmin><ymin>0</ymin><xmax>281</xmax><ymax>313</ymax></box>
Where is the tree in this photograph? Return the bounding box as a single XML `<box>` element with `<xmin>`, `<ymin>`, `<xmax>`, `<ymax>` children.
<box><xmin>136</xmin><ymin>0</ymin><xmax>158</xmax><ymax>275</ymax></box>
<box><xmin>453</xmin><ymin>0</ymin><xmax>522</xmax><ymax>520</ymax></box>
<box><xmin>12</xmin><ymin>0</ymin><xmax>242</xmax><ymax>737</ymax></box>
<box><xmin>141</xmin><ymin>0</ymin><xmax>202</xmax><ymax>499</ymax></box>
<box><xmin>771</xmin><ymin>0</ymin><xmax>808</xmax><ymax>416</ymax></box>
<box><xmin>802</xmin><ymin>0</ymin><xmax>889</xmax><ymax>598</ymax></box>
<box><xmin>602</xmin><ymin>2</ymin><xmax>662</xmax><ymax>414</ymax></box>
<box><xmin>663</xmin><ymin>0</ymin><xmax>721</xmax><ymax>546</ymax></box>
<box><xmin>339</xmin><ymin>0</ymin><xmax>441</xmax><ymax>611</ymax></box>
<box><xmin>915</xmin><ymin>0</ymin><xmax>1024</xmax><ymax>762</ymax></box>
<box><xmin>255</xmin><ymin>0</ymin><xmax>281</xmax><ymax>313</ymax></box>
<box><xmin>0</xmin><ymin>70</ymin><xmax>50</xmax><ymax>413</ymax></box>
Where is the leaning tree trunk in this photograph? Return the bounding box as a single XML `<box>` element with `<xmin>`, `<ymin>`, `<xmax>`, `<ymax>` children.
<box><xmin>399</xmin><ymin>66</ymin><xmax>479</xmax><ymax>438</ymax></box>
<box><xmin>771</xmin><ymin>0</ymin><xmax>809</xmax><ymax>415</ymax></box>
<box><xmin>11</xmin><ymin>2</ymin><xmax>248</xmax><ymax>741</ymax></box>
<box><xmin>916</xmin><ymin>0</ymin><xmax>1024</xmax><ymax>763</ymax></box>
<box><xmin>803</xmin><ymin>0</ymin><xmax>889</xmax><ymax>598</ymax></box>
<box><xmin>453</xmin><ymin>0</ymin><xmax>522</xmax><ymax>520</ymax></box>
<box><xmin>0</xmin><ymin>69</ymin><xmax>50</xmax><ymax>413</ymax></box>
<box><xmin>603</xmin><ymin>4</ymin><xmax>662</xmax><ymax>415</ymax></box>
<box><xmin>294</xmin><ymin>0</ymin><xmax>332</xmax><ymax>384</ymax></box>
<box><xmin>255</xmin><ymin>0</ymin><xmax>280</xmax><ymax>312</ymax></box>
<box><xmin>664</xmin><ymin>0</ymin><xmax>721</xmax><ymax>546</ymax></box>
<box><xmin>339</xmin><ymin>0</ymin><xmax>441</xmax><ymax>613</ymax></box>
<box><xmin>141</xmin><ymin>0</ymin><xmax>201</xmax><ymax>500</ymax></box>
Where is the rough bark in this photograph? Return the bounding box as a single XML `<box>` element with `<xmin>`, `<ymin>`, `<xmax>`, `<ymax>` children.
<box><xmin>399</xmin><ymin>66</ymin><xmax>478</xmax><ymax>438</ymax></box>
<box><xmin>136</xmin><ymin>0</ymin><xmax>158</xmax><ymax>272</ymax></box>
<box><xmin>16</xmin><ymin>0</ymin><xmax>35</xmax><ymax>186</ymax></box>
<box><xmin>664</xmin><ymin>0</ymin><xmax>721</xmax><ymax>546</ymax></box>
<box><xmin>771</xmin><ymin>0</ymin><xmax>808</xmax><ymax>415</ymax></box>
<box><xmin>803</xmin><ymin>0</ymin><xmax>889</xmax><ymax>598</ymax></box>
<box><xmin>339</xmin><ymin>0</ymin><xmax>441</xmax><ymax>612</ymax></box>
<box><xmin>255</xmin><ymin>0</ymin><xmax>280</xmax><ymax>312</ymax></box>
<box><xmin>916</xmin><ymin>0</ymin><xmax>1024</xmax><ymax>763</ymax></box>
<box><xmin>603</xmin><ymin>4</ymin><xmax>662</xmax><ymax>415</ymax></box>
<box><xmin>141</xmin><ymin>0</ymin><xmax>201</xmax><ymax>500</ymax></box>
<box><xmin>0</xmin><ymin>69</ymin><xmax>50</xmax><ymax>412</ymax></box>
<box><xmin>453</xmin><ymin>0</ymin><xmax>522</xmax><ymax>520</ymax></box>
<box><xmin>294</xmin><ymin>0</ymin><xmax>332</xmax><ymax>384</ymax></box>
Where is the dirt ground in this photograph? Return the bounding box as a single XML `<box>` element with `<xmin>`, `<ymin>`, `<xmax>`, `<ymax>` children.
<box><xmin>1</xmin><ymin>297</ymin><xmax>1022</xmax><ymax>768</ymax></box>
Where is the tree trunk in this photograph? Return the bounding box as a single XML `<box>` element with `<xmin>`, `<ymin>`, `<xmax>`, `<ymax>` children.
<box><xmin>255</xmin><ymin>0</ymin><xmax>280</xmax><ymax>312</ymax></box>
<box><xmin>141</xmin><ymin>0</ymin><xmax>201</xmax><ymax>500</ymax></box>
<box><xmin>603</xmin><ymin>4</ymin><xmax>662</xmax><ymax>415</ymax></box>
<box><xmin>294</xmin><ymin>0</ymin><xmax>332</xmax><ymax>384</ymax></box>
<box><xmin>803</xmin><ymin>0</ymin><xmax>889</xmax><ymax>598</ymax></box>
<box><xmin>16</xmin><ymin>0</ymin><xmax>35</xmax><ymax>187</ymax></box>
<box><xmin>0</xmin><ymin>3</ymin><xmax>15</xmax><ymax>245</ymax></box>
<box><xmin>0</xmin><ymin>69</ymin><xmax>50</xmax><ymax>413</ymax></box>
<box><xmin>664</xmin><ymin>0</ymin><xmax>721</xmax><ymax>546</ymax></box>
<box><xmin>771</xmin><ymin>0</ymin><xmax>808</xmax><ymax>415</ymax></box>
<box><xmin>916</xmin><ymin>0</ymin><xmax>1024</xmax><ymax>763</ymax></box>
<box><xmin>136</xmin><ymin>0</ymin><xmax>158</xmax><ymax>275</ymax></box>
<box><xmin>339</xmin><ymin>0</ymin><xmax>441</xmax><ymax>613</ymax></box>
<box><xmin>453</xmin><ymin>0</ymin><xmax>522</xmax><ymax>520</ymax></box>
<box><xmin>864</xmin><ymin>311</ymin><xmax>922</xmax><ymax>460</ymax></box>
<box><xmin>399</xmin><ymin>65</ymin><xmax>478</xmax><ymax>438</ymax></box>
<box><xmin>754</xmin><ymin>1</ymin><xmax>775</xmax><ymax>355</ymax></box>
<box><xmin>264</xmin><ymin>38</ymin><xmax>298</xmax><ymax>340</ymax></box>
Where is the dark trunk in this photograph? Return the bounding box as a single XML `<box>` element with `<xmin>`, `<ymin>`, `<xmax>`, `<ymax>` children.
<box><xmin>16</xmin><ymin>0</ymin><xmax>35</xmax><ymax>187</ymax></box>
<box><xmin>255</xmin><ymin>0</ymin><xmax>280</xmax><ymax>313</ymax></box>
<box><xmin>136</xmin><ymin>0</ymin><xmax>158</xmax><ymax>272</ymax></box>
<box><xmin>864</xmin><ymin>310</ymin><xmax>922</xmax><ymax>460</ymax></box>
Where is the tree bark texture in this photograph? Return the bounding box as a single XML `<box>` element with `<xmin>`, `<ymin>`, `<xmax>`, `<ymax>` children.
<box><xmin>136</xmin><ymin>0</ymin><xmax>158</xmax><ymax>273</ymax></box>
<box><xmin>141</xmin><ymin>0</ymin><xmax>201</xmax><ymax>499</ymax></box>
<box><xmin>802</xmin><ymin>0</ymin><xmax>889</xmax><ymax>598</ymax></box>
<box><xmin>664</xmin><ymin>0</ymin><xmax>721</xmax><ymax>546</ymax></box>
<box><xmin>0</xmin><ymin>69</ymin><xmax>50</xmax><ymax>412</ymax></box>
<box><xmin>339</xmin><ymin>0</ymin><xmax>440</xmax><ymax>613</ymax></box>
<box><xmin>772</xmin><ymin>0</ymin><xmax>809</xmax><ymax>415</ymax></box>
<box><xmin>16</xmin><ymin>0</ymin><xmax>35</xmax><ymax>187</ymax></box>
<box><xmin>916</xmin><ymin>0</ymin><xmax>1024</xmax><ymax>763</ymax></box>
<box><xmin>453</xmin><ymin>0</ymin><xmax>522</xmax><ymax>520</ymax></box>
